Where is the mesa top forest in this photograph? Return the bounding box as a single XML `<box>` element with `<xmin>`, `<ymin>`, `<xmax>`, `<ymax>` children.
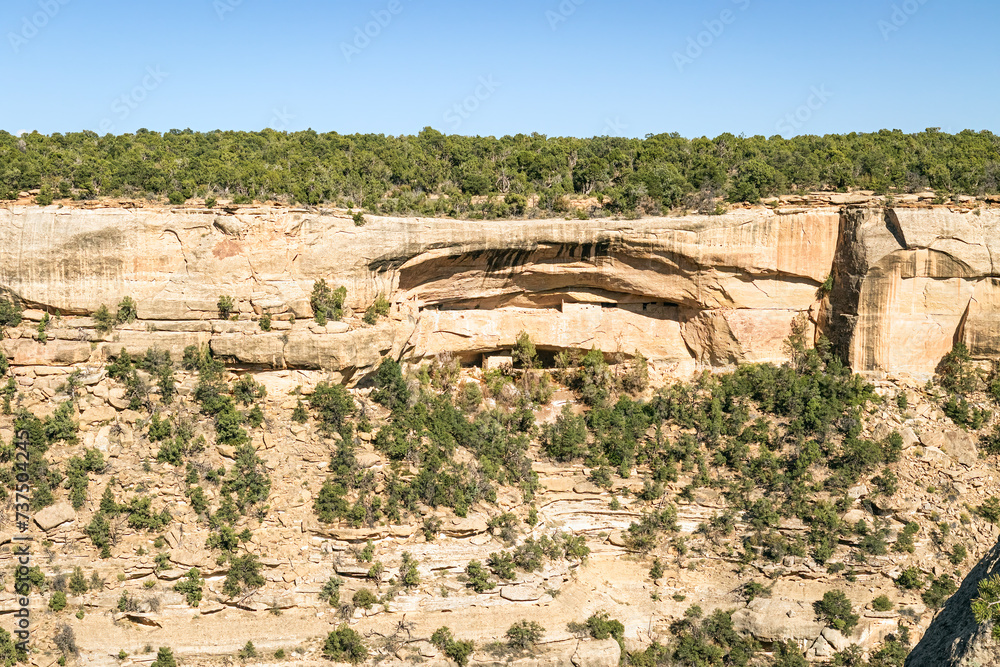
<box><xmin>1</xmin><ymin>127</ymin><xmax>998</xmax><ymax>215</ymax></box>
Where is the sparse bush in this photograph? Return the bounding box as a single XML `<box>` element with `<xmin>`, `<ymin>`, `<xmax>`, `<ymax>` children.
<box><xmin>366</xmin><ymin>562</ymin><xmax>384</xmax><ymax>584</ymax></box>
<box><xmin>573</xmin><ymin>348</ymin><xmax>613</xmax><ymax>406</ymax></box>
<box><xmin>943</xmin><ymin>395</ymin><xmax>990</xmax><ymax>428</ymax></box>
<box><xmin>430</xmin><ymin>627</ymin><xmax>454</xmax><ymax>650</ymax></box>
<box><xmin>465</xmin><ymin>560</ymin><xmax>493</xmax><ymax>593</ymax></box>
<box><xmin>223</xmin><ymin>554</ymin><xmax>265</xmax><ymax>599</ymax></box>
<box><xmin>86</xmin><ymin>512</ymin><xmax>114</xmax><ymax>558</ymax></box>
<box><xmin>741</xmin><ymin>581</ymin><xmax>771</xmax><ymax>603</ymax></box>
<box><xmin>319</xmin><ymin>575</ymin><xmax>342</xmax><ymax>606</ymax></box>
<box><xmin>981</xmin><ymin>424</ymin><xmax>1000</xmax><ymax>456</ymax></box>
<box><xmin>771</xmin><ymin>640</ymin><xmax>809</xmax><ymax>667</ymax></box>
<box><xmin>893</xmin><ymin>522</ymin><xmax>920</xmax><ymax>553</ymax></box>
<box><xmin>14</xmin><ymin>565</ymin><xmax>45</xmax><ymax>595</ymax></box>
<box><xmin>506</xmin><ymin>620</ymin><xmax>544</xmax><ymax>650</ymax></box>
<box><xmin>352</xmin><ymin>588</ymin><xmax>377</xmax><ymax>610</ymax></box>
<box><xmin>310</xmin><ymin>381</ymin><xmax>354</xmax><ymax>433</ymax></box>
<box><xmin>895</xmin><ymin>567</ymin><xmax>924</xmax><ymax>590</ymax></box>
<box><xmin>322</xmin><ymin>626</ymin><xmax>367</xmax><ymax>664</ymax></box>
<box><xmin>872</xmin><ymin>595</ymin><xmax>893</xmax><ymax>612</ymax></box>
<box><xmin>116</xmin><ymin>296</ymin><xmax>138</xmax><ymax>324</ymax></box>
<box><xmin>49</xmin><ymin>591</ymin><xmax>67</xmax><ymax>612</ymax></box>
<box><xmin>398</xmin><ymin>552</ymin><xmax>420</xmax><ymax>588</ymax></box>
<box><xmin>456</xmin><ymin>382</ymin><xmax>482</xmax><ymax>412</ymax></box>
<box><xmin>313</xmin><ymin>480</ymin><xmax>349</xmax><ymax>524</ymax></box>
<box><xmin>620</xmin><ymin>351</ymin><xmax>649</xmax><ymax>395</ymax></box>
<box><xmin>0</xmin><ymin>626</ymin><xmax>24</xmax><ymax>666</ymax></box>
<box><xmin>69</xmin><ymin>567</ymin><xmax>88</xmax><ymax>595</ymax></box>
<box><xmin>973</xmin><ymin>574</ymin><xmax>1000</xmax><ymax>640</ymax></box>
<box><xmin>0</xmin><ymin>298</ymin><xmax>23</xmax><ymax>328</ymax></box>
<box><xmin>35</xmin><ymin>312</ymin><xmax>49</xmax><ymax>343</ymax></box>
<box><xmin>93</xmin><ymin>304</ymin><xmax>114</xmax><ymax>333</ymax></box>
<box><xmin>512</xmin><ymin>331</ymin><xmax>538</xmax><ymax>370</ymax></box>
<box><xmin>66</xmin><ymin>448</ymin><xmax>104</xmax><ymax>509</ymax></box>
<box><xmin>977</xmin><ymin>497</ymin><xmax>1000</xmax><ymax>523</ymax></box>
<box><xmin>937</xmin><ymin>342</ymin><xmax>977</xmax><ymax>395</ymax></box>
<box><xmin>292</xmin><ymin>399</ymin><xmax>308</xmax><ymax>423</ymax></box>
<box><xmin>873</xmin><ymin>468</ymin><xmax>898</xmax><ymax>496</ymax></box>
<box><xmin>150</xmin><ymin>647</ymin><xmax>177</xmax><ymax>667</ymax></box>
<box><xmin>218</xmin><ymin>295</ymin><xmax>235</xmax><ymax>319</ymax></box>
<box><xmin>430</xmin><ymin>627</ymin><xmax>474</xmax><ymax>667</ymax></box>
<box><xmin>363</xmin><ymin>295</ymin><xmax>390</xmax><ymax>325</ymax></box>
<box><xmin>148</xmin><ymin>413</ymin><xmax>173</xmax><ymax>442</ymax></box>
<box><xmin>922</xmin><ymin>575</ymin><xmax>957</xmax><ymax>609</ymax></box>
<box><xmin>238</xmin><ymin>641</ymin><xmax>257</xmax><ymax>661</ymax></box>
<box><xmin>245</xmin><ymin>405</ymin><xmax>265</xmax><ymax>432</ymax></box>
<box><xmin>487</xmin><ymin>552</ymin><xmax>516</xmax><ymax>580</ymax></box>
<box><xmin>310</xmin><ymin>280</ymin><xmax>347</xmax><ymax>325</ymax></box>
<box><xmin>233</xmin><ymin>376</ymin><xmax>267</xmax><ymax>406</ymax></box>
<box><xmin>124</xmin><ymin>495</ymin><xmax>172</xmax><ymax>532</ymax></box>
<box><xmin>422</xmin><ymin>516</ymin><xmax>443</xmax><ymax>541</ymax></box>
<box><xmin>53</xmin><ymin>625</ymin><xmax>77</xmax><ymax>657</ymax></box>
<box><xmin>372</xmin><ymin>358</ymin><xmax>409</xmax><ymax>412</ymax></box>
<box><xmin>583</xmin><ymin>611</ymin><xmax>624</xmax><ymax>654</ymax></box>
<box><xmin>814</xmin><ymin>591</ymin><xmax>859</xmax><ymax>635</ymax></box>
<box><xmin>223</xmin><ymin>443</ymin><xmax>272</xmax><ymax>511</ymax></box>
<box><xmin>542</xmin><ymin>404</ymin><xmax>587</xmax><ymax>462</ymax></box>
<box><xmin>174</xmin><ymin>568</ymin><xmax>204</xmax><ymax>607</ymax></box>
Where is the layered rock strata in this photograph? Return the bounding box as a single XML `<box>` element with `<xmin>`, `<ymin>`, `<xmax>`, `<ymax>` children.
<box><xmin>2</xmin><ymin>204</ymin><xmax>1000</xmax><ymax>379</ymax></box>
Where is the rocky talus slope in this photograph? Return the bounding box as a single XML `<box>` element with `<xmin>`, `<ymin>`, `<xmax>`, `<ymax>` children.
<box><xmin>2</xmin><ymin>201</ymin><xmax>1000</xmax><ymax>666</ymax></box>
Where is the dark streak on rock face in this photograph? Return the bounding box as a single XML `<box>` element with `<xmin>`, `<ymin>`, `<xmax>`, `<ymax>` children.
<box><xmin>824</xmin><ymin>208</ymin><xmax>873</xmax><ymax>365</ymax></box>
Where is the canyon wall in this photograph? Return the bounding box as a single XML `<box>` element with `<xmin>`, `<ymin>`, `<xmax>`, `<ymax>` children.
<box><xmin>5</xmin><ymin>202</ymin><xmax>1000</xmax><ymax>666</ymax></box>
<box><xmin>1</xmin><ymin>203</ymin><xmax>999</xmax><ymax>378</ymax></box>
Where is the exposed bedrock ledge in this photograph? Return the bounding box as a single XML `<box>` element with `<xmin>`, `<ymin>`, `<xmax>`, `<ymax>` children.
<box><xmin>407</xmin><ymin>305</ymin><xmax>806</xmax><ymax>370</ymax></box>
<box><xmin>3</xmin><ymin>204</ymin><xmax>1000</xmax><ymax>376</ymax></box>
<box><xmin>830</xmin><ymin>207</ymin><xmax>1000</xmax><ymax>376</ymax></box>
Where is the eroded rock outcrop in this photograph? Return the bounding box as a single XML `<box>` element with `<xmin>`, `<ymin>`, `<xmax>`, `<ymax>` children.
<box><xmin>831</xmin><ymin>206</ymin><xmax>1000</xmax><ymax>376</ymax></box>
<box><xmin>0</xmin><ymin>206</ymin><xmax>836</xmax><ymax>374</ymax></box>
<box><xmin>2</xmin><ymin>203</ymin><xmax>1000</xmax><ymax>377</ymax></box>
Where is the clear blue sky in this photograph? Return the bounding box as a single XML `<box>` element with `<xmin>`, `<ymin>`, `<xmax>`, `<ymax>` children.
<box><xmin>1</xmin><ymin>0</ymin><xmax>995</xmax><ymax>138</ymax></box>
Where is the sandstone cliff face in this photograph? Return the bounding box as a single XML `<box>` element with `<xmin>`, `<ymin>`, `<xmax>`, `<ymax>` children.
<box><xmin>1</xmin><ymin>203</ymin><xmax>998</xmax><ymax>377</ymax></box>
<box><xmin>830</xmin><ymin>207</ymin><xmax>1000</xmax><ymax>376</ymax></box>
<box><xmin>6</xmin><ymin>203</ymin><xmax>1000</xmax><ymax>666</ymax></box>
